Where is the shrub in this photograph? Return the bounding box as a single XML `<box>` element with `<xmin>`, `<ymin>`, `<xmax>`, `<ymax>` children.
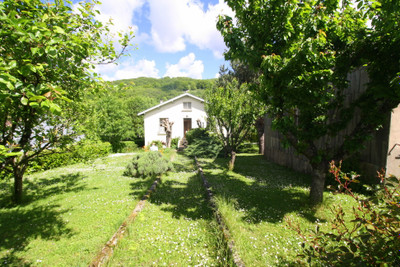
<box><xmin>119</xmin><ymin>141</ymin><xmax>138</xmax><ymax>153</ymax></box>
<box><xmin>289</xmin><ymin>161</ymin><xmax>400</xmax><ymax>266</ymax></box>
<box><xmin>27</xmin><ymin>140</ymin><xmax>112</xmax><ymax>173</ymax></box>
<box><xmin>123</xmin><ymin>151</ymin><xmax>174</xmax><ymax>178</ymax></box>
<box><xmin>171</xmin><ymin>137</ymin><xmax>180</xmax><ymax>148</ymax></box>
<box><xmin>149</xmin><ymin>140</ymin><xmax>166</xmax><ymax>150</ymax></box>
<box><xmin>184</xmin><ymin>129</ymin><xmax>222</xmax><ymax>159</ymax></box>
<box><xmin>185</xmin><ymin>128</ymin><xmax>208</xmax><ymax>145</ymax></box>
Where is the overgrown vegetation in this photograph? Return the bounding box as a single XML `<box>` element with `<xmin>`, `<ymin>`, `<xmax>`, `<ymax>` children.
<box><xmin>290</xmin><ymin>162</ymin><xmax>400</xmax><ymax>265</ymax></box>
<box><xmin>123</xmin><ymin>151</ymin><xmax>174</xmax><ymax>178</ymax></box>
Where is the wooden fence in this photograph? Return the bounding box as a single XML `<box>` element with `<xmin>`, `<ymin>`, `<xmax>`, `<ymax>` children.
<box><xmin>263</xmin><ymin>68</ymin><xmax>392</xmax><ymax>180</ymax></box>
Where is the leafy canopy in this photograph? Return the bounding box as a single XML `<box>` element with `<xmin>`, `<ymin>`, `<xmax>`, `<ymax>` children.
<box><xmin>217</xmin><ymin>0</ymin><xmax>400</xmax><ymax>203</ymax></box>
<box><xmin>0</xmin><ymin>0</ymin><xmax>133</xmax><ymax>202</ymax></box>
<box><xmin>206</xmin><ymin>67</ymin><xmax>264</xmax><ymax>170</ymax></box>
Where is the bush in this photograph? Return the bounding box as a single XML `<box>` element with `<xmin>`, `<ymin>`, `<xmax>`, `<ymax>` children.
<box><xmin>184</xmin><ymin>129</ymin><xmax>222</xmax><ymax>159</ymax></box>
<box><xmin>149</xmin><ymin>140</ymin><xmax>166</xmax><ymax>150</ymax></box>
<box><xmin>171</xmin><ymin>137</ymin><xmax>180</xmax><ymax>148</ymax></box>
<box><xmin>123</xmin><ymin>151</ymin><xmax>174</xmax><ymax>178</ymax></box>
<box><xmin>237</xmin><ymin>142</ymin><xmax>259</xmax><ymax>153</ymax></box>
<box><xmin>119</xmin><ymin>141</ymin><xmax>138</xmax><ymax>153</ymax></box>
<box><xmin>290</xmin><ymin>161</ymin><xmax>400</xmax><ymax>266</ymax></box>
<box><xmin>27</xmin><ymin>140</ymin><xmax>112</xmax><ymax>173</ymax></box>
<box><xmin>185</xmin><ymin>128</ymin><xmax>208</xmax><ymax>145</ymax></box>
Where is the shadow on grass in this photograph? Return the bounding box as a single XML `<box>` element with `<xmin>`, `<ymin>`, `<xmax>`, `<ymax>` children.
<box><xmin>200</xmin><ymin>154</ymin><xmax>323</xmax><ymax>224</ymax></box>
<box><xmin>0</xmin><ymin>172</ymin><xmax>87</xmax><ymax>265</ymax></box>
<box><xmin>150</xmin><ymin>173</ymin><xmax>213</xmax><ymax>221</ymax></box>
<box><xmin>0</xmin><ymin>204</ymin><xmax>73</xmax><ymax>265</ymax></box>
<box><xmin>0</xmin><ymin>172</ymin><xmax>89</xmax><ymax>208</ymax></box>
<box><xmin>128</xmin><ymin>177</ymin><xmax>158</xmax><ymax>198</ymax></box>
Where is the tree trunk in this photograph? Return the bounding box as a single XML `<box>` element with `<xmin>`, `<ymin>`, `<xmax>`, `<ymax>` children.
<box><xmin>255</xmin><ymin>117</ymin><xmax>265</xmax><ymax>155</ymax></box>
<box><xmin>228</xmin><ymin>151</ymin><xmax>236</xmax><ymax>171</ymax></box>
<box><xmin>13</xmin><ymin>167</ymin><xmax>24</xmax><ymax>203</ymax></box>
<box><xmin>309</xmin><ymin>166</ymin><xmax>327</xmax><ymax>205</ymax></box>
<box><xmin>166</xmin><ymin>131</ymin><xmax>172</xmax><ymax>148</ymax></box>
<box><xmin>258</xmin><ymin>133</ymin><xmax>264</xmax><ymax>155</ymax></box>
<box><xmin>162</xmin><ymin>119</ymin><xmax>174</xmax><ymax>148</ymax></box>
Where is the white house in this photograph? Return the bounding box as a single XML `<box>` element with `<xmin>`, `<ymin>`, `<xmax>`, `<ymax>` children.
<box><xmin>138</xmin><ymin>93</ymin><xmax>207</xmax><ymax>146</ymax></box>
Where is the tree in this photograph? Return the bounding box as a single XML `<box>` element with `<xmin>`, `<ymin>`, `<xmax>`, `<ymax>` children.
<box><xmin>0</xmin><ymin>0</ymin><xmax>133</xmax><ymax>203</ymax></box>
<box><xmin>217</xmin><ymin>0</ymin><xmax>400</xmax><ymax>204</ymax></box>
<box><xmin>206</xmin><ymin>67</ymin><xmax>265</xmax><ymax>170</ymax></box>
<box><xmin>161</xmin><ymin>118</ymin><xmax>174</xmax><ymax>148</ymax></box>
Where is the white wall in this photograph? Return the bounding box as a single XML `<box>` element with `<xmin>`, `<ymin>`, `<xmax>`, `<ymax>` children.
<box><xmin>143</xmin><ymin>95</ymin><xmax>207</xmax><ymax>146</ymax></box>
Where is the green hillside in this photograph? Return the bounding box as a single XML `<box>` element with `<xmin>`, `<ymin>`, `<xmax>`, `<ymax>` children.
<box><xmin>112</xmin><ymin>76</ymin><xmax>215</xmax><ymax>101</ymax></box>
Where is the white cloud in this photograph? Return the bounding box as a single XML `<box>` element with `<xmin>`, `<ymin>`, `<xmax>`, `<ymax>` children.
<box><xmin>96</xmin><ymin>59</ymin><xmax>160</xmax><ymax>81</ymax></box>
<box><xmin>164</xmin><ymin>53</ymin><xmax>204</xmax><ymax>79</ymax></box>
<box><xmin>95</xmin><ymin>0</ymin><xmax>145</xmax><ymax>33</ymax></box>
<box><xmin>147</xmin><ymin>0</ymin><xmax>234</xmax><ymax>57</ymax></box>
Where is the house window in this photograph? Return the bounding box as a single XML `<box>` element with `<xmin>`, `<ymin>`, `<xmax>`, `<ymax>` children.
<box><xmin>159</xmin><ymin>118</ymin><xmax>167</xmax><ymax>134</ymax></box>
<box><xmin>183</xmin><ymin>102</ymin><xmax>192</xmax><ymax>110</ymax></box>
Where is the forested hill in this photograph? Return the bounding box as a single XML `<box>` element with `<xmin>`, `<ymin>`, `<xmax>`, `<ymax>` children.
<box><xmin>112</xmin><ymin>76</ymin><xmax>215</xmax><ymax>101</ymax></box>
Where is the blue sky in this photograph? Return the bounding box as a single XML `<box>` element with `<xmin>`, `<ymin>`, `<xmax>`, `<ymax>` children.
<box><xmin>75</xmin><ymin>0</ymin><xmax>235</xmax><ymax>81</ymax></box>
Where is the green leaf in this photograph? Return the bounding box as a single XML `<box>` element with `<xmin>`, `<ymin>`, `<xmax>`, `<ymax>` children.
<box><xmin>8</xmin><ymin>60</ymin><xmax>17</xmax><ymax>69</ymax></box>
<box><xmin>31</xmin><ymin>47</ymin><xmax>39</xmax><ymax>55</ymax></box>
<box><xmin>53</xmin><ymin>26</ymin><xmax>65</xmax><ymax>34</ymax></box>
<box><xmin>49</xmin><ymin>103</ymin><xmax>62</xmax><ymax>115</ymax></box>
<box><xmin>21</xmin><ymin>97</ymin><xmax>28</xmax><ymax>105</ymax></box>
<box><xmin>29</xmin><ymin>102</ymin><xmax>40</xmax><ymax>108</ymax></box>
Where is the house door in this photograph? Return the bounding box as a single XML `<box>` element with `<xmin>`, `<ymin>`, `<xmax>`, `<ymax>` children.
<box><xmin>183</xmin><ymin>118</ymin><xmax>192</xmax><ymax>136</ymax></box>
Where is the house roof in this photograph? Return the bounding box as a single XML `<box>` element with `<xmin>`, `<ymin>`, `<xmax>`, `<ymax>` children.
<box><xmin>137</xmin><ymin>92</ymin><xmax>205</xmax><ymax>116</ymax></box>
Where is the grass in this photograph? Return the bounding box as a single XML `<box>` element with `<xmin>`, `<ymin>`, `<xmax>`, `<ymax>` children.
<box><xmin>107</xmin><ymin>153</ymin><xmax>231</xmax><ymax>266</ymax></box>
<box><xmin>0</xmin><ymin>151</ymin><xmax>359</xmax><ymax>266</ymax></box>
<box><xmin>0</xmin><ymin>154</ymin><xmax>154</xmax><ymax>266</ymax></box>
<box><xmin>198</xmin><ymin>153</ymin><xmax>358</xmax><ymax>266</ymax></box>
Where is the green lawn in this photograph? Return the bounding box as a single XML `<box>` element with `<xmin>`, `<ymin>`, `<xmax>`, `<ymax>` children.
<box><xmin>198</xmin><ymin>154</ymin><xmax>357</xmax><ymax>266</ymax></box>
<box><xmin>107</xmin><ymin>153</ymin><xmax>230</xmax><ymax>266</ymax></box>
<box><xmin>0</xmin><ymin>154</ymin><xmax>154</xmax><ymax>266</ymax></box>
<box><xmin>0</xmin><ymin>152</ymin><xmax>358</xmax><ymax>266</ymax></box>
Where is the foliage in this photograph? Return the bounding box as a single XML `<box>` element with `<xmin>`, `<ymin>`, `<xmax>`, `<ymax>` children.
<box><xmin>123</xmin><ymin>152</ymin><xmax>173</xmax><ymax>178</ymax></box>
<box><xmin>184</xmin><ymin>128</ymin><xmax>223</xmax><ymax>159</ymax></box>
<box><xmin>206</xmin><ymin>68</ymin><xmax>265</xmax><ymax>170</ymax></box>
<box><xmin>149</xmin><ymin>140</ymin><xmax>166</xmax><ymax>150</ymax></box>
<box><xmin>0</xmin><ymin>0</ymin><xmax>133</xmax><ymax>202</ymax></box>
<box><xmin>80</xmin><ymin>86</ymin><xmax>157</xmax><ymax>148</ymax></box>
<box><xmin>171</xmin><ymin>137</ymin><xmax>180</xmax><ymax>149</ymax></box>
<box><xmin>185</xmin><ymin>128</ymin><xmax>208</xmax><ymax>145</ymax></box>
<box><xmin>26</xmin><ymin>140</ymin><xmax>111</xmax><ymax>173</ymax></box>
<box><xmin>113</xmin><ymin>77</ymin><xmax>214</xmax><ymax>100</ymax></box>
<box><xmin>119</xmin><ymin>141</ymin><xmax>139</xmax><ymax>153</ymax></box>
<box><xmin>290</xmin><ymin>161</ymin><xmax>400</xmax><ymax>266</ymax></box>
<box><xmin>217</xmin><ymin>0</ymin><xmax>400</xmax><ymax>204</ymax></box>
